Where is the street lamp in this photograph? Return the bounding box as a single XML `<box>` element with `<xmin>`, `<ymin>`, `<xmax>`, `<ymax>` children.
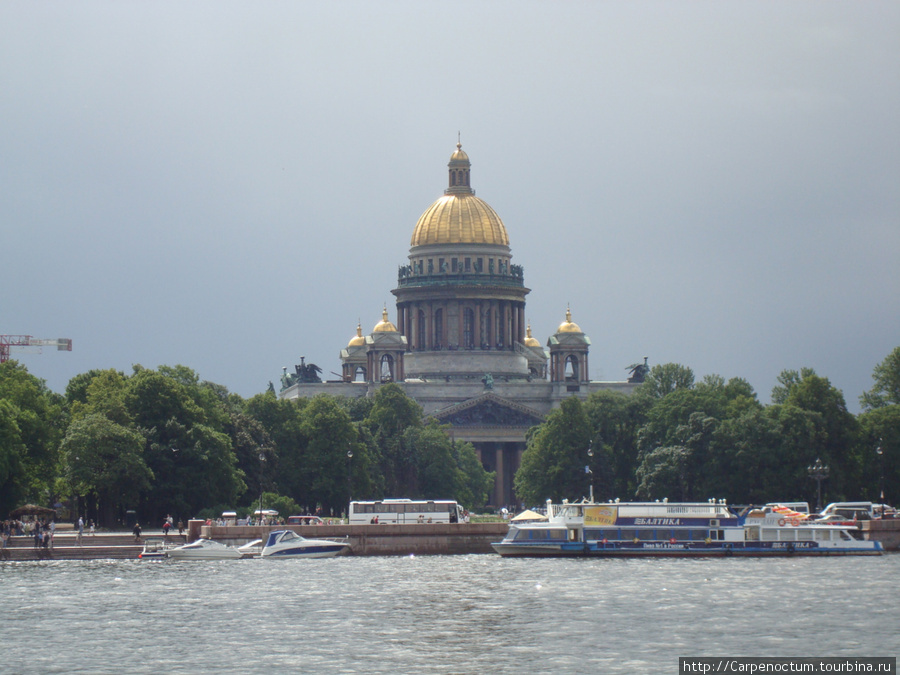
<box><xmin>258</xmin><ymin>452</ymin><xmax>266</xmax><ymax>524</ymax></box>
<box><xmin>876</xmin><ymin>439</ymin><xmax>884</xmax><ymax>502</ymax></box>
<box><xmin>586</xmin><ymin>440</ymin><xmax>594</xmax><ymax>503</ymax></box>
<box><xmin>807</xmin><ymin>457</ymin><xmax>829</xmax><ymax>512</ymax></box>
<box><xmin>346</xmin><ymin>448</ymin><xmax>353</xmax><ymax>522</ymax></box>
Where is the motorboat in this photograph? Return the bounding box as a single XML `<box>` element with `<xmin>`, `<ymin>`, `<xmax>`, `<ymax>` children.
<box><xmin>138</xmin><ymin>538</ymin><xmax>172</xmax><ymax>560</ymax></box>
<box><xmin>237</xmin><ymin>539</ymin><xmax>263</xmax><ymax>558</ymax></box>
<box><xmin>491</xmin><ymin>499</ymin><xmax>883</xmax><ymax>557</ymax></box>
<box><xmin>260</xmin><ymin>529</ymin><xmax>350</xmax><ymax>558</ymax></box>
<box><xmin>166</xmin><ymin>538</ymin><xmax>242</xmax><ymax>560</ymax></box>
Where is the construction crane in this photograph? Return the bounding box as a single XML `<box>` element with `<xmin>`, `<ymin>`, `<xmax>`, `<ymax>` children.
<box><xmin>0</xmin><ymin>335</ymin><xmax>72</xmax><ymax>363</ymax></box>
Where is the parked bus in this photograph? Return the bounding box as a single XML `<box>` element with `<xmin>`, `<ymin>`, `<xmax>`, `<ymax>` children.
<box><xmin>349</xmin><ymin>499</ymin><xmax>465</xmax><ymax>525</ymax></box>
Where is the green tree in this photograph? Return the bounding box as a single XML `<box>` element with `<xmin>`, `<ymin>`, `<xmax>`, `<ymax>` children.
<box><xmin>125</xmin><ymin>367</ymin><xmax>245</xmax><ymax>521</ymax></box>
<box><xmin>365</xmin><ymin>384</ymin><xmax>424</xmax><ymax>496</ymax></box>
<box><xmin>638</xmin><ymin>363</ymin><xmax>695</xmax><ymax>400</ymax></box>
<box><xmin>244</xmin><ymin>392</ymin><xmax>306</xmax><ymax>502</ymax></box>
<box><xmin>634</xmin><ymin>445</ymin><xmax>692</xmax><ymax>500</ymax></box>
<box><xmin>0</xmin><ymin>361</ymin><xmax>66</xmax><ymax>515</ymax></box>
<box><xmin>515</xmin><ymin>397</ymin><xmax>592</xmax><ymax>506</ymax></box>
<box><xmin>299</xmin><ymin>395</ymin><xmax>359</xmax><ymax>515</ymax></box>
<box><xmin>453</xmin><ymin>439</ymin><xmax>495</xmax><ymax>510</ymax></box>
<box><xmin>584</xmin><ymin>389</ymin><xmax>651</xmax><ymax>499</ymax></box>
<box><xmin>860</xmin><ymin>346</ymin><xmax>900</xmax><ymax>411</ymax></box>
<box><xmin>774</xmin><ymin>369</ymin><xmax>859</xmax><ymax>499</ymax></box>
<box><xmin>857</xmin><ymin>405</ymin><xmax>900</xmax><ymax>503</ymax></box>
<box><xmin>61</xmin><ymin>413</ymin><xmax>152</xmax><ymax>526</ymax></box>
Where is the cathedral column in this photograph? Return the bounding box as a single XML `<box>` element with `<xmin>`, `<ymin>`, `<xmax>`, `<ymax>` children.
<box><xmin>474</xmin><ymin>302</ymin><xmax>481</xmax><ymax>349</ymax></box>
<box><xmin>494</xmin><ymin>445</ymin><xmax>505</xmax><ymax>507</ymax></box>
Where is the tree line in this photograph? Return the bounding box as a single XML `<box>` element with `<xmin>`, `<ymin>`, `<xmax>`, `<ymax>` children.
<box><xmin>0</xmin><ymin>363</ymin><xmax>493</xmax><ymax>527</ymax></box>
<box><xmin>516</xmin><ymin>347</ymin><xmax>900</xmax><ymax>510</ymax></box>
<box><xmin>1</xmin><ymin>346</ymin><xmax>897</xmax><ymax>526</ymax></box>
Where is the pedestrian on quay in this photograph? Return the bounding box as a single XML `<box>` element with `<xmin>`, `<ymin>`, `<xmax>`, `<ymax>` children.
<box><xmin>89</xmin><ymin>520</ymin><xmax>95</xmax><ymax>536</ymax></box>
<box><xmin>33</xmin><ymin>522</ymin><xmax>42</xmax><ymax>549</ymax></box>
<box><xmin>133</xmin><ymin>522</ymin><xmax>142</xmax><ymax>543</ymax></box>
<box><xmin>177</xmin><ymin>520</ymin><xmax>184</xmax><ymax>536</ymax></box>
<box><xmin>76</xmin><ymin>517</ymin><xmax>84</xmax><ymax>546</ymax></box>
<box><xmin>48</xmin><ymin>520</ymin><xmax>55</xmax><ymax>549</ymax></box>
<box><xmin>162</xmin><ymin>520</ymin><xmax>171</xmax><ymax>539</ymax></box>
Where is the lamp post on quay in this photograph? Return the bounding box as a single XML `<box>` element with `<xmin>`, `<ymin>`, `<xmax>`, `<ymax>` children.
<box><xmin>586</xmin><ymin>440</ymin><xmax>594</xmax><ymax>503</ymax></box>
<box><xmin>258</xmin><ymin>452</ymin><xmax>266</xmax><ymax>524</ymax></box>
<box><xmin>346</xmin><ymin>448</ymin><xmax>353</xmax><ymax>519</ymax></box>
<box><xmin>876</xmin><ymin>439</ymin><xmax>884</xmax><ymax>502</ymax></box>
<box><xmin>808</xmin><ymin>457</ymin><xmax>829</xmax><ymax>513</ymax></box>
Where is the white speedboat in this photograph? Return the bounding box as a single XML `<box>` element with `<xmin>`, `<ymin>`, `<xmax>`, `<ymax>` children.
<box><xmin>138</xmin><ymin>538</ymin><xmax>171</xmax><ymax>560</ymax></box>
<box><xmin>237</xmin><ymin>539</ymin><xmax>263</xmax><ymax>558</ymax></box>
<box><xmin>260</xmin><ymin>529</ymin><xmax>350</xmax><ymax>558</ymax></box>
<box><xmin>166</xmin><ymin>538</ymin><xmax>242</xmax><ymax>560</ymax></box>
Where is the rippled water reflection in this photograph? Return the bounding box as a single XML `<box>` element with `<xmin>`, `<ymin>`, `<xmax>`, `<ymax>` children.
<box><xmin>3</xmin><ymin>554</ymin><xmax>898</xmax><ymax>674</ymax></box>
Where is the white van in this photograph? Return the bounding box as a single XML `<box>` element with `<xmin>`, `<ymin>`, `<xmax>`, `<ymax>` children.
<box><xmin>818</xmin><ymin>502</ymin><xmax>875</xmax><ymax>521</ymax></box>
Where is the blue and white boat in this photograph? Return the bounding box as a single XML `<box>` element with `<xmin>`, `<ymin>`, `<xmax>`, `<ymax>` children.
<box><xmin>491</xmin><ymin>499</ymin><xmax>882</xmax><ymax>557</ymax></box>
<box><xmin>260</xmin><ymin>530</ymin><xmax>350</xmax><ymax>558</ymax></box>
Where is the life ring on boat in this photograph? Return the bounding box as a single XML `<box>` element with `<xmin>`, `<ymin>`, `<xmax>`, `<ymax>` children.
<box><xmin>791</xmin><ymin>519</ymin><xmax>800</xmax><ymax>526</ymax></box>
<box><xmin>777</xmin><ymin>518</ymin><xmax>786</xmax><ymax>526</ymax></box>
<box><xmin>705</xmin><ymin>537</ymin><xmax>712</xmax><ymax>545</ymax></box>
<box><xmin>669</xmin><ymin>538</ymin><xmax>677</xmax><ymax>544</ymax></box>
<box><xmin>602</xmin><ymin>538</ymin><xmax>608</xmax><ymax>544</ymax></box>
<box><xmin>633</xmin><ymin>537</ymin><xmax>640</xmax><ymax>544</ymax></box>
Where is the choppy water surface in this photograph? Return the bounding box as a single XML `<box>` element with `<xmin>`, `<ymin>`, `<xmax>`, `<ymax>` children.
<box><xmin>2</xmin><ymin>554</ymin><xmax>898</xmax><ymax>674</ymax></box>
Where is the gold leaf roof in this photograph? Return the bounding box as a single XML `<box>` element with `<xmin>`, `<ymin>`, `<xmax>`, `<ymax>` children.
<box><xmin>557</xmin><ymin>306</ymin><xmax>583</xmax><ymax>333</ymax></box>
<box><xmin>410</xmin><ymin>143</ymin><xmax>509</xmax><ymax>247</ymax></box>
<box><xmin>373</xmin><ymin>306</ymin><xmax>398</xmax><ymax>333</ymax></box>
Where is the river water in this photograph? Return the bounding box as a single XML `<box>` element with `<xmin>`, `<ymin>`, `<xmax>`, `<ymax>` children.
<box><xmin>2</xmin><ymin>554</ymin><xmax>898</xmax><ymax>674</ymax></box>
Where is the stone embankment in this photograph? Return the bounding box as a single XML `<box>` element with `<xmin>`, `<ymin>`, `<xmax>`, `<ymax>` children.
<box><xmin>1</xmin><ymin>532</ymin><xmax>187</xmax><ymax>562</ymax></box>
<box><xmin>199</xmin><ymin>521</ymin><xmax>510</xmax><ymax>556</ymax></box>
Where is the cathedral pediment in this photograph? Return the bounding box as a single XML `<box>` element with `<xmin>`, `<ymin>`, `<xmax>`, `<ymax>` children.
<box><xmin>430</xmin><ymin>393</ymin><xmax>544</xmax><ymax>428</ymax></box>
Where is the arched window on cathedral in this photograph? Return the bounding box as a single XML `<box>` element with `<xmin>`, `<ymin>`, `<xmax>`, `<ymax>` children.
<box><xmin>417</xmin><ymin>309</ymin><xmax>426</xmax><ymax>351</ymax></box>
<box><xmin>564</xmin><ymin>355</ymin><xmax>579</xmax><ymax>381</ymax></box>
<box><xmin>433</xmin><ymin>308</ymin><xmax>443</xmax><ymax>349</ymax></box>
<box><xmin>463</xmin><ymin>308</ymin><xmax>475</xmax><ymax>349</ymax></box>
<box><xmin>380</xmin><ymin>354</ymin><xmax>394</xmax><ymax>382</ymax></box>
<box><xmin>354</xmin><ymin>366</ymin><xmax>367</xmax><ymax>382</ymax></box>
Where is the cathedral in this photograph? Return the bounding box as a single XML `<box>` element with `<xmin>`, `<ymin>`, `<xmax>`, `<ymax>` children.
<box><xmin>280</xmin><ymin>143</ymin><xmax>641</xmax><ymax>507</ymax></box>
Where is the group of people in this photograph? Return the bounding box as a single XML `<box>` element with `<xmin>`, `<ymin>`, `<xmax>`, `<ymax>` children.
<box><xmin>132</xmin><ymin>515</ymin><xmax>183</xmax><ymax>543</ymax></box>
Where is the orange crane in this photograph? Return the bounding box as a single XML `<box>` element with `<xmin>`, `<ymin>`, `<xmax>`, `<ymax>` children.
<box><xmin>0</xmin><ymin>335</ymin><xmax>72</xmax><ymax>363</ymax></box>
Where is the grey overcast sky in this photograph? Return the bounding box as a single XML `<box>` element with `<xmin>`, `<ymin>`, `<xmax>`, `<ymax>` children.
<box><xmin>2</xmin><ymin>2</ymin><xmax>898</xmax><ymax>412</ymax></box>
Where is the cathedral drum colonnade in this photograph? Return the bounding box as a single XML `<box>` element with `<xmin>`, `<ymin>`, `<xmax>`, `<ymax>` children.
<box><xmin>281</xmin><ymin>143</ymin><xmax>639</xmax><ymax>507</ymax></box>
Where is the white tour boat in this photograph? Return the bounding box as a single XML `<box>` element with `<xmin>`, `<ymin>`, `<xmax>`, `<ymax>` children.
<box><xmin>166</xmin><ymin>538</ymin><xmax>243</xmax><ymax>560</ymax></box>
<box><xmin>260</xmin><ymin>529</ymin><xmax>350</xmax><ymax>558</ymax></box>
<box><xmin>491</xmin><ymin>499</ymin><xmax>883</xmax><ymax>557</ymax></box>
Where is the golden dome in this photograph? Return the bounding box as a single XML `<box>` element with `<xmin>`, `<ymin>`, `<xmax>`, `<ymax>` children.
<box><xmin>411</xmin><ymin>194</ymin><xmax>509</xmax><ymax>246</ymax></box>
<box><xmin>348</xmin><ymin>321</ymin><xmax>365</xmax><ymax>347</ymax></box>
<box><xmin>410</xmin><ymin>143</ymin><xmax>510</xmax><ymax>247</ymax></box>
<box><xmin>373</xmin><ymin>306</ymin><xmax>398</xmax><ymax>333</ymax></box>
<box><xmin>557</xmin><ymin>307</ymin><xmax>583</xmax><ymax>333</ymax></box>
<box><xmin>524</xmin><ymin>322</ymin><xmax>541</xmax><ymax>347</ymax></box>
<box><xmin>450</xmin><ymin>143</ymin><xmax>469</xmax><ymax>162</ymax></box>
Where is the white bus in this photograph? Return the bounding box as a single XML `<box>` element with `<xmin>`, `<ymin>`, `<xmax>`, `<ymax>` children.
<box><xmin>349</xmin><ymin>499</ymin><xmax>465</xmax><ymax>525</ymax></box>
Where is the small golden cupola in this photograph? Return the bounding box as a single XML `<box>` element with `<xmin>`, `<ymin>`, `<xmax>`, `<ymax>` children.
<box><xmin>524</xmin><ymin>322</ymin><xmax>541</xmax><ymax>347</ymax></box>
<box><xmin>373</xmin><ymin>306</ymin><xmax>398</xmax><ymax>333</ymax></box>
<box><xmin>557</xmin><ymin>306</ymin><xmax>583</xmax><ymax>334</ymax></box>
<box><xmin>347</xmin><ymin>321</ymin><xmax>365</xmax><ymax>347</ymax></box>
